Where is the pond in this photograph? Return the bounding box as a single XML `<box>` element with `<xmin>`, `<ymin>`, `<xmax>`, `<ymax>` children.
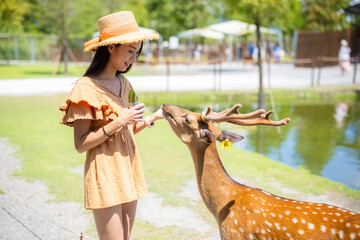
<box><xmin>228</xmin><ymin>101</ymin><xmax>360</xmax><ymax>191</ymax></box>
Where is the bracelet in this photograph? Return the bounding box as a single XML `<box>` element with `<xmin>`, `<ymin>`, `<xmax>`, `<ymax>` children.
<box><xmin>144</xmin><ymin>116</ymin><xmax>155</xmax><ymax>128</ymax></box>
<box><xmin>102</xmin><ymin>126</ymin><xmax>112</xmax><ymax>137</ymax></box>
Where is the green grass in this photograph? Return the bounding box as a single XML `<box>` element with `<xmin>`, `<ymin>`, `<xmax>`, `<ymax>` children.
<box><xmin>0</xmin><ymin>92</ymin><xmax>359</xmax><ymax>239</ymax></box>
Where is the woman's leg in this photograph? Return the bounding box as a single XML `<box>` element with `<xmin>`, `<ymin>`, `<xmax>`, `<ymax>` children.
<box><xmin>92</xmin><ymin>204</ymin><xmax>124</xmax><ymax>240</ymax></box>
<box><xmin>122</xmin><ymin>200</ymin><xmax>138</xmax><ymax>240</ymax></box>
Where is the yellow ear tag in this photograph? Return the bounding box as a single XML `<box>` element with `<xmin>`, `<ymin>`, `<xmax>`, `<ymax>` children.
<box><xmin>221</xmin><ymin>139</ymin><xmax>232</xmax><ymax>149</ymax></box>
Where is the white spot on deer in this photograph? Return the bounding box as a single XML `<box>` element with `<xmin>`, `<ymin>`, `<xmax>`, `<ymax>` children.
<box><xmin>284</xmin><ymin>199</ymin><xmax>289</xmax><ymax>202</ymax></box>
<box><xmin>333</xmin><ymin>219</ymin><xmax>338</xmax><ymax>223</ymax></box>
<box><xmin>286</xmin><ymin>233</ymin><xmax>291</xmax><ymax>237</ymax></box>
<box><xmin>262</xmin><ymin>190</ymin><xmax>271</xmax><ymax>196</ymax></box>
<box><xmin>322</xmin><ymin>212</ymin><xmax>327</xmax><ymax>214</ymax></box>
<box><xmin>321</xmin><ymin>225</ymin><xmax>326</xmax><ymax>232</ymax></box>
<box><xmin>328</xmin><ymin>206</ymin><xmax>334</xmax><ymax>208</ymax></box>
<box><xmin>276</xmin><ymin>197</ymin><xmax>280</xmax><ymax>200</ymax></box>
<box><xmin>303</xmin><ymin>212</ymin><xmax>308</xmax><ymax>215</ymax></box>
<box><xmin>339</xmin><ymin>230</ymin><xmax>344</xmax><ymax>239</ymax></box>
<box><xmin>298</xmin><ymin>230</ymin><xmax>304</xmax><ymax>235</ymax></box>
<box><xmin>226</xmin><ymin>191</ymin><xmax>230</xmax><ymax>196</ymax></box>
<box><xmin>309</xmin><ymin>203</ymin><xmax>314</xmax><ymax>205</ymax></box>
<box><xmin>279</xmin><ymin>214</ymin><xmax>283</xmax><ymax>218</ymax></box>
<box><xmin>340</xmin><ymin>219</ymin><xmax>344</xmax><ymax>223</ymax></box>
<box><xmin>308</xmin><ymin>223</ymin><xmax>315</xmax><ymax>230</ymax></box>
<box><xmin>328</xmin><ymin>212</ymin><xmax>333</xmax><ymax>215</ymax></box>
<box><xmin>350</xmin><ymin>212</ymin><xmax>356</xmax><ymax>215</ymax></box>
<box><xmin>246</xmin><ymin>210</ymin><xmax>250</xmax><ymax>215</ymax></box>
<box><xmin>296</xmin><ymin>206</ymin><xmax>301</xmax><ymax>209</ymax></box>
<box><xmin>230</xmin><ymin>211</ymin><xmax>234</xmax><ymax>217</ymax></box>
<box><xmin>355</xmin><ymin>224</ymin><xmax>359</xmax><ymax>229</ymax></box>
<box><xmin>255</xmin><ymin>210</ymin><xmax>260</xmax><ymax>214</ymax></box>
<box><xmin>274</xmin><ymin>222</ymin><xmax>280</xmax><ymax>230</ymax></box>
<box><xmin>292</xmin><ymin>218</ymin><xmax>298</xmax><ymax>224</ymax></box>
<box><xmin>263</xmin><ymin>213</ymin><xmax>267</xmax><ymax>217</ymax></box>
<box><xmin>234</xmin><ymin>219</ymin><xmax>238</xmax><ymax>225</ymax></box>
<box><xmin>265</xmin><ymin>221</ymin><xmax>272</xmax><ymax>227</ymax></box>
<box><xmin>301</xmin><ymin>219</ymin><xmax>306</xmax><ymax>224</ymax></box>
<box><xmin>239</xmin><ymin>228</ymin><xmax>244</xmax><ymax>233</ymax></box>
<box><xmin>331</xmin><ymin>229</ymin><xmax>336</xmax><ymax>235</ymax></box>
<box><xmin>252</xmin><ymin>220</ymin><xmax>256</xmax><ymax>225</ymax></box>
<box><xmin>261</xmin><ymin>229</ymin><xmax>266</xmax><ymax>234</ymax></box>
<box><xmin>350</xmin><ymin>233</ymin><xmax>356</xmax><ymax>239</ymax></box>
<box><xmin>255</xmin><ymin>228</ymin><xmax>260</xmax><ymax>233</ymax></box>
<box><xmin>336</xmin><ymin>213</ymin><xmax>341</xmax><ymax>216</ymax></box>
<box><xmin>346</xmin><ymin>223</ymin><xmax>351</xmax><ymax>228</ymax></box>
<box><xmin>249</xmin><ymin>233</ymin><xmax>254</xmax><ymax>239</ymax></box>
<box><xmin>305</xmin><ymin>206</ymin><xmax>310</xmax><ymax>209</ymax></box>
<box><xmin>271</xmin><ymin>213</ymin><xmax>275</xmax><ymax>217</ymax></box>
<box><xmin>242</xmin><ymin>206</ymin><xmax>246</xmax><ymax>211</ymax></box>
<box><xmin>282</xmin><ymin>226</ymin><xmax>287</xmax><ymax>231</ymax></box>
<box><xmin>341</xmin><ymin>209</ymin><xmax>348</xmax><ymax>212</ymax></box>
<box><xmin>312</xmin><ymin>212</ymin><xmax>318</xmax><ymax>214</ymax></box>
<box><xmin>232</xmin><ymin>191</ymin><xmax>236</xmax><ymax>195</ymax></box>
<box><xmin>285</xmin><ymin>211</ymin><xmax>290</xmax><ymax>215</ymax></box>
<box><xmin>323</xmin><ymin>217</ymin><xmax>328</xmax><ymax>221</ymax></box>
<box><xmin>317</xmin><ymin>203</ymin><xmax>322</xmax><ymax>206</ymax></box>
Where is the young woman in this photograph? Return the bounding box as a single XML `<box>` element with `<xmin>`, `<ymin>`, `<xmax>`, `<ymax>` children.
<box><xmin>59</xmin><ymin>11</ymin><xmax>162</xmax><ymax>240</ymax></box>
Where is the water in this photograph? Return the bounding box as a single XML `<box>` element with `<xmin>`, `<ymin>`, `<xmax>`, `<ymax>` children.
<box><xmin>232</xmin><ymin>101</ymin><xmax>360</xmax><ymax>190</ymax></box>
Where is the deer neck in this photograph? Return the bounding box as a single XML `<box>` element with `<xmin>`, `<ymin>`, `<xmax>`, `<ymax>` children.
<box><xmin>188</xmin><ymin>142</ymin><xmax>235</xmax><ymax>219</ymax></box>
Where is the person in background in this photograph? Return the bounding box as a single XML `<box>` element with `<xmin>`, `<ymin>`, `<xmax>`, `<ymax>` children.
<box><xmin>338</xmin><ymin>39</ymin><xmax>352</xmax><ymax>75</ymax></box>
<box><xmin>59</xmin><ymin>11</ymin><xmax>162</xmax><ymax>240</ymax></box>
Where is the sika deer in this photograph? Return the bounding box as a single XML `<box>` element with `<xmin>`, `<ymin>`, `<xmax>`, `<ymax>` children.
<box><xmin>161</xmin><ymin>103</ymin><xmax>360</xmax><ymax>240</ymax></box>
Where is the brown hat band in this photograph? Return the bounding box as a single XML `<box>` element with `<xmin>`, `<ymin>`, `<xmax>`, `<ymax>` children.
<box><xmin>84</xmin><ymin>22</ymin><xmax>140</xmax><ymax>49</ymax></box>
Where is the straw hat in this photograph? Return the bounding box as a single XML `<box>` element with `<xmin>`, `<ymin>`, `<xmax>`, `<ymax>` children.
<box><xmin>84</xmin><ymin>11</ymin><xmax>159</xmax><ymax>52</ymax></box>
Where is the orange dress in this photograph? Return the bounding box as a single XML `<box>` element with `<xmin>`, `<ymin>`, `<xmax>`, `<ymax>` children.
<box><xmin>59</xmin><ymin>76</ymin><xmax>147</xmax><ymax>209</ymax></box>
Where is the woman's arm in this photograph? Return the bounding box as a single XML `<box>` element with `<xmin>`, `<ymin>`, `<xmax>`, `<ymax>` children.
<box><xmin>133</xmin><ymin>108</ymin><xmax>163</xmax><ymax>134</ymax></box>
<box><xmin>73</xmin><ymin>103</ymin><xmax>145</xmax><ymax>153</ymax></box>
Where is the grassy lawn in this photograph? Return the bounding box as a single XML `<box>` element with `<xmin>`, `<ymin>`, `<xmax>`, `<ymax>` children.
<box><xmin>0</xmin><ymin>92</ymin><xmax>359</xmax><ymax>239</ymax></box>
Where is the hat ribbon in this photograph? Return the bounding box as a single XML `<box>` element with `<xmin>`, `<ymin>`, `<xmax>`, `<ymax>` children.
<box><xmin>84</xmin><ymin>22</ymin><xmax>140</xmax><ymax>49</ymax></box>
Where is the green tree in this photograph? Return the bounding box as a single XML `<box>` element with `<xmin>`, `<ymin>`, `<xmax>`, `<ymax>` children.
<box><xmin>0</xmin><ymin>0</ymin><xmax>29</xmax><ymax>33</ymax></box>
<box><xmin>302</xmin><ymin>0</ymin><xmax>351</xmax><ymax>31</ymax></box>
<box><xmin>222</xmin><ymin>0</ymin><xmax>291</xmax><ymax>109</ymax></box>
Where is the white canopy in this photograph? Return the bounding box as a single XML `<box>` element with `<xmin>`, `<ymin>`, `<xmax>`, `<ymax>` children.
<box><xmin>209</xmin><ymin>20</ymin><xmax>278</xmax><ymax>36</ymax></box>
<box><xmin>178</xmin><ymin>28</ymin><xmax>225</xmax><ymax>40</ymax></box>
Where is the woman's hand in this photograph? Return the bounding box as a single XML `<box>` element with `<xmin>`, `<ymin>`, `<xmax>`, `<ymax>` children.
<box><xmin>152</xmin><ymin>108</ymin><xmax>164</xmax><ymax>121</ymax></box>
<box><xmin>116</xmin><ymin>103</ymin><xmax>145</xmax><ymax>126</ymax></box>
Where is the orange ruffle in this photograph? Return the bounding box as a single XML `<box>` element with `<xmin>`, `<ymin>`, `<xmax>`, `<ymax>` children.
<box><xmin>59</xmin><ymin>78</ymin><xmax>118</xmax><ymax>127</ymax></box>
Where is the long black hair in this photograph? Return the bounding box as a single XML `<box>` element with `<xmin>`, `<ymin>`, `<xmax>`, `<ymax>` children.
<box><xmin>83</xmin><ymin>42</ymin><xmax>143</xmax><ymax>77</ymax></box>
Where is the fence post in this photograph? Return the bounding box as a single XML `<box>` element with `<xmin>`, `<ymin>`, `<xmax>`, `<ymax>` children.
<box><xmin>30</xmin><ymin>36</ymin><xmax>35</xmax><ymax>62</ymax></box>
<box><xmin>353</xmin><ymin>55</ymin><xmax>358</xmax><ymax>85</ymax></box>
<box><xmin>166</xmin><ymin>60</ymin><xmax>170</xmax><ymax>91</ymax></box>
<box><xmin>311</xmin><ymin>57</ymin><xmax>315</xmax><ymax>87</ymax></box>
<box><xmin>13</xmin><ymin>35</ymin><xmax>19</xmax><ymax>61</ymax></box>
<box><xmin>317</xmin><ymin>56</ymin><xmax>322</xmax><ymax>86</ymax></box>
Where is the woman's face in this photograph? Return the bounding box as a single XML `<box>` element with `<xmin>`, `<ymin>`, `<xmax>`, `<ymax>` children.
<box><xmin>108</xmin><ymin>42</ymin><xmax>142</xmax><ymax>72</ymax></box>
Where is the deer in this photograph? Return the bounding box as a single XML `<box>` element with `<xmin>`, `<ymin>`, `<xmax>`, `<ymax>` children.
<box><xmin>161</xmin><ymin>103</ymin><xmax>360</xmax><ymax>240</ymax></box>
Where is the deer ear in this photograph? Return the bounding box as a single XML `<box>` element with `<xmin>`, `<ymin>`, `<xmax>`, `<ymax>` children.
<box><xmin>217</xmin><ymin>131</ymin><xmax>244</xmax><ymax>143</ymax></box>
<box><xmin>200</xmin><ymin>129</ymin><xmax>215</xmax><ymax>144</ymax></box>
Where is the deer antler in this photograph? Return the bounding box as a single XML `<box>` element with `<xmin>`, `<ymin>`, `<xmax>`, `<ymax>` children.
<box><xmin>204</xmin><ymin>104</ymin><xmax>291</xmax><ymax>127</ymax></box>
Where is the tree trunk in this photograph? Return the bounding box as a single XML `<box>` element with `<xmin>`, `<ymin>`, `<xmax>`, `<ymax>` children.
<box><xmin>256</xmin><ymin>16</ymin><xmax>265</xmax><ymax>109</ymax></box>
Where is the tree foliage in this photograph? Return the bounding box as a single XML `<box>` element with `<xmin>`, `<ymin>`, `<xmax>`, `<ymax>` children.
<box><xmin>301</xmin><ymin>0</ymin><xmax>351</xmax><ymax>31</ymax></box>
<box><xmin>0</xmin><ymin>0</ymin><xmax>29</xmax><ymax>33</ymax></box>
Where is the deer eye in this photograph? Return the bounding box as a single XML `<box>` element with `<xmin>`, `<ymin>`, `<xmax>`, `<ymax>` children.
<box><xmin>184</xmin><ymin>114</ymin><xmax>190</xmax><ymax>124</ymax></box>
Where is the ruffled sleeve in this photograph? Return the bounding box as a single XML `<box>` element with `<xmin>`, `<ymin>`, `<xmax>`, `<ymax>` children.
<box><xmin>59</xmin><ymin>78</ymin><xmax>118</xmax><ymax>127</ymax></box>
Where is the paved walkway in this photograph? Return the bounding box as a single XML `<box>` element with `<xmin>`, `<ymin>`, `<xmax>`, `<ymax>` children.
<box><xmin>0</xmin><ymin>63</ymin><xmax>358</xmax><ymax>96</ymax></box>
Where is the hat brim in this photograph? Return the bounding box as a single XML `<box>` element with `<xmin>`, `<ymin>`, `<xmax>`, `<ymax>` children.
<box><xmin>84</xmin><ymin>30</ymin><xmax>159</xmax><ymax>52</ymax></box>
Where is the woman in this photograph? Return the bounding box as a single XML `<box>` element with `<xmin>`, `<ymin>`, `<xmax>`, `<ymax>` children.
<box><xmin>59</xmin><ymin>11</ymin><xmax>162</xmax><ymax>240</ymax></box>
<box><xmin>338</xmin><ymin>39</ymin><xmax>352</xmax><ymax>75</ymax></box>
